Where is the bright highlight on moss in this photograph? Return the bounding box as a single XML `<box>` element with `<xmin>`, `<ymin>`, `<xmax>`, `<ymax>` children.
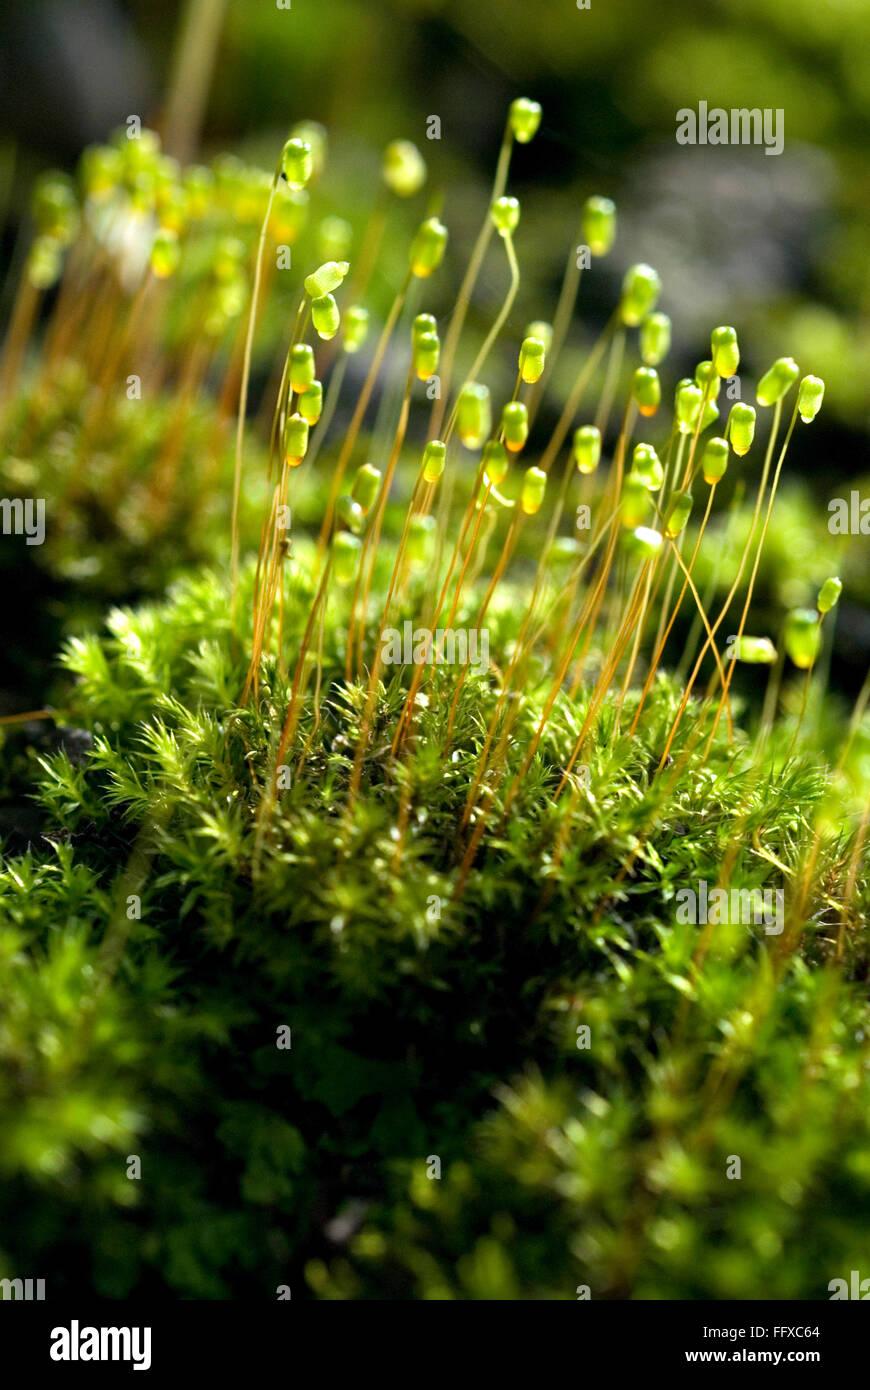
<box><xmin>675</xmin><ymin>381</ymin><xmax>703</xmax><ymax>435</ymax></box>
<box><xmin>150</xmin><ymin>227</ymin><xmax>180</xmax><ymax>278</ymax></box>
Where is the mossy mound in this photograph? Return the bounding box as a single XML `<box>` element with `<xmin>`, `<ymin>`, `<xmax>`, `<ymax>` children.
<box><xmin>0</xmin><ymin>565</ymin><xmax>867</xmax><ymax>1298</ymax></box>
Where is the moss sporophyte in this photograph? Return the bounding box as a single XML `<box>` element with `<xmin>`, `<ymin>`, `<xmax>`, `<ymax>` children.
<box><xmin>0</xmin><ymin>99</ymin><xmax>867</xmax><ymax>1302</ymax></box>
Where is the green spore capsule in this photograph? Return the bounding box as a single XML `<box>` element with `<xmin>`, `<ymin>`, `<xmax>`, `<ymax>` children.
<box><xmin>282</xmin><ymin>137</ymin><xmax>313</xmax><ymax>190</ymax></box>
<box><xmin>299</xmin><ymin>381</ymin><xmax>323</xmax><ymax>425</ymax></box>
<box><xmin>337</xmin><ymin>494</ymin><xmax>364</xmax><ymax>534</ymax></box>
<box><xmin>727</xmin><ymin>402</ymin><xmax>756</xmax><ymax>456</ymax></box>
<box><xmin>333</xmin><ymin>531</ymin><xmax>362</xmax><ymax>583</ymax></box>
<box><xmin>524</xmin><ymin>320</ymin><xmax>553</xmax><ymax>353</ymax></box>
<box><xmin>640</xmin><ymin>312</ymin><xmax>671</xmax><ymax>366</ymax></box>
<box><xmin>695</xmin><ymin>360</ymin><xmax>721</xmax><ymax>401</ymax></box>
<box><xmin>284</xmin><ymin>412</ymin><xmax>310</xmax><ymax>466</ymax></box>
<box><xmin>756</xmin><ymin>356</ymin><xmax>800</xmax><ymax>407</ymax></box>
<box><xmin>304</xmin><ymin>260</ymin><xmax>350</xmax><ymax>299</ymax></box>
<box><xmin>457</xmin><ymin>383</ymin><xmax>491</xmax><ymax>449</ymax></box>
<box><xmin>410</xmin><ymin>217</ymin><xmax>448</xmax><ymax>278</ymax></box>
<box><xmin>632</xmin><ymin>366</ymin><xmax>661</xmax><ymax>417</ymax></box>
<box><xmin>352</xmin><ymin>463</ymin><xmax>382</xmax><ymax>514</ymax></box>
<box><xmin>509</xmin><ymin>97</ymin><xmax>542</xmax><ymax>144</ymax></box>
<box><xmin>700</xmin><ymin>399</ymin><xmax>720</xmax><ymax>431</ymax></box>
<box><xmin>32</xmin><ymin>172</ymin><xmax>78</xmax><ymax>243</ymax></box>
<box><xmin>701</xmin><ymin>436</ymin><xmax>730</xmax><ymax>484</ymax></box>
<box><xmin>665</xmin><ymin>490</ymin><xmax>693</xmax><ymax>538</ymax></box>
<box><xmin>521</xmin><ymin>466</ymin><xmax>547</xmax><ymax>516</ymax></box>
<box><xmin>150</xmin><ymin>227</ymin><xmax>180</xmax><ymax>278</ymax></box>
<box><xmin>518</xmin><ymin>335</ymin><xmax>545</xmax><ymax>384</ymax></box>
<box><xmin>620</xmin><ymin>263</ymin><xmax>661</xmax><ymax>327</ymax></box>
<box><xmin>817</xmin><ymin>576</ymin><xmax>842</xmax><ymax>613</ymax></box>
<box><xmin>675</xmin><ymin>381</ymin><xmax>703</xmax><ymax>434</ymax></box>
<box><xmin>312</xmin><ymin>293</ymin><xmax>340</xmax><ymax>340</ymax></box>
<box><xmin>413</xmin><ymin>331</ymin><xmax>440</xmax><ymax>381</ymax></box>
<box><xmin>784</xmin><ymin>609</ymin><xmax>821</xmax><ymax>669</ymax></box>
<box><xmin>501</xmin><ymin>400</ymin><xmax>529</xmax><ymax>452</ymax></box>
<box><xmin>408</xmin><ymin>514</ymin><xmax>436</xmax><ymax>567</ymax></box>
<box><xmin>548</xmin><ymin>537</ymin><xmax>583</xmax><ymax>567</ymax></box>
<box><xmin>630</xmin><ymin>525</ymin><xmax>664</xmax><ymax>558</ymax></box>
<box><xmin>711</xmin><ymin>326</ymin><xmax>740</xmax><ymax>378</ymax></box>
<box><xmin>483</xmin><ymin>439</ymin><xmax>509</xmax><ymax>486</ymax></box>
<box><xmin>413</xmin><ymin>313</ymin><xmax>437</xmax><ymax>343</ymax></box>
<box><xmin>81</xmin><ymin>144</ymin><xmax>123</xmax><ymax>201</ymax></box>
<box><xmin>581</xmin><ymin>195</ymin><xmax>616</xmax><ymax>256</ymax></box>
<box><xmin>631</xmin><ymin>443</ymin><xmax>664</xmax><ymax>491</ymax></box>
<box><xmin>621</xmin><ymin>474</ymin><xmax>651</xmax><ymax>528</ymax></box>
<box><xmin>383</xmin><ymin>140</ymin><xmax>427</xmax><ymax>197</ymax></box>
<box><xmin>343</xmin><ymin>305</ymin><xmax>369</xmax><ymax>354</ymax></box>
<box><xmin>183</xmin><ymin>164</ymin><xmax>213</xmax><ymax>218</ymax></box>
<box><xmin>318</xmin><ymin>215</ymin><xmax>353</xmax><ymax>262</ymax></box>
<box><xmin>291</xmin><ymin>121</ymin><xmax>327</xmax><ymax>178</ymax></box>
<box><xmin>798</xmin><ymin>374</ymin><xmax>825</xmax><ymax>423</ymax></box>
<box><xmin>26</xmin><ymin>236</ymin><xmax>62</xmax><ymax>290</ymax></box>
<box><xmin>214</xmin><ymin>236</ymin><xmax>245</xmax><ymax>282</ymax></box>
<box><xmin>573</xmin><ymin>425</ymin><xmax>601</xmax><ymax>474</ymax></box>
<box><xmin>272</xmin><ymin>183</ymin><xmax>309</xmax><ymax>241</ymax></box>
<box><xmin>491</xmin><ymin>195</ymin><xmax>520</xmax><ymax>237</ymax></box>
<box><xmin>422</xmin><ymin>439</ymin><xmax>447</xmax><ymax>482</ymax></box>
<box><xmin>289</xmin><ymin>344</ymin><xmax>315</xmax><ymax>392</ymax></box>
<box><xmin>732</xmin><ymin>636</ymin><xmax>777</xmax><ymax>664</ymax></box>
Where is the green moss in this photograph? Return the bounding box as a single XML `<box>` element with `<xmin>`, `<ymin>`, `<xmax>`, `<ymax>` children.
<box><xmin>0</xmin><ymin>562</ymin><xmax>866</xmax><ymax>1298</ymax></box>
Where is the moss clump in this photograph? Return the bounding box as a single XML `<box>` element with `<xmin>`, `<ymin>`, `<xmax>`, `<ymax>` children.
<box><xmin>0</xmin><ymin>564</ymin><xmax>866</xmax><ymax>1298</ymax></box>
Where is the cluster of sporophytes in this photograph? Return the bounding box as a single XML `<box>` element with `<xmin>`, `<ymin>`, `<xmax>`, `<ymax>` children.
<box><xmin>0</xmin><ymin>100</ymin><xmax>868</xmax><ymax>1299</ymax></box>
